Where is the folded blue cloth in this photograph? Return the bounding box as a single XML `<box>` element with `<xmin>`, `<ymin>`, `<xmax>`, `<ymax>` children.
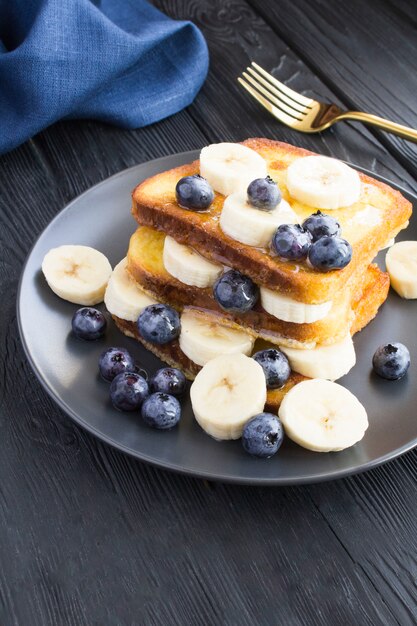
<box><xmin>0</xmin><ymin>0</ymin><xmax>209</xmax><ymax>154</ymax></box>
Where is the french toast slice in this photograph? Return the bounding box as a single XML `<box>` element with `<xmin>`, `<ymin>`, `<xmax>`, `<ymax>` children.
<box><xmin>132</xmin><ymin>138</ymin><xmax>411</xmax><ymax>304</ymax></box>
<box><xmin>113</xmin><ymin>262</ymin><xmax>389</xmax><ymax>412</ymax></box>
<box><xmin>127</xmin><ymin>225</ymin><xmax>389</xmax><ymax>349</ymax></box>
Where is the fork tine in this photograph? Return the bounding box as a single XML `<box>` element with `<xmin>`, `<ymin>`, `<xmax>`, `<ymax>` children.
<box><xmin>242</xmin><ymin>72</ymin><xmax>304</xmax><ymax>120</ymax></box>
<box><xmin>246</xmin><ymin>67</ymin><xmax>308</xmax><ymax>115</ymax></box>
<box><xmin>238</xmin><ymin>78</ymin><xmax>304</xmax><ymax>127</ymax></box>
<box><xmin>251</xmin><ymin>62</ymin><xmax>314</xmax><ymax>108</ymax></box>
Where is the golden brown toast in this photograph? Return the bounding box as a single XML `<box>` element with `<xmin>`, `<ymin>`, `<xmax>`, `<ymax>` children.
<box><xmin>127</xmin><ymin>225</ymin><xmax>389</xmax><ymax>349</ymax></box>
<box><xmin>113</xmin><ymin>261</ymin><xmax>389</xmax><ymax>412</ymax></box>
<box><xmin>132</xmin><ymin>138</ymin><xmax>411</xmax><ymax>304</ymax></box>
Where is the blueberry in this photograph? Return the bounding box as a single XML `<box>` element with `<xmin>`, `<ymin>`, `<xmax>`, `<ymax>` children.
<box><xmin>213</xmin><ymin>270</ymin><xmax>259</xmax><ymax>313</ymax></box>
<box><xmin>271</xmin><ymin>224</ymin><xmax>312</xmax><ymax>261</ymax></box>
<box><xmin>372</xmin><ymin>343</ymin><xmax>410</xmax><ymax>380</ymax></box>
<box><xmin>71</xmin><ymin>307</ymin><xmax>107</xmax><ymax>340</ymax></box>
<box><xmin>138</xmin><ymin>304</ymin><xmax>180</xmax><ymax>345</ymax></box>
<box><xmin>99</xmin><ymin>347</ymin><xmax>135</xmax><ymax>382</ymax></box>
<box><xmin>247</xmin><ymin>176</ymin><xmax>281</xmax><ymax>211</ymax></box>
<box><xmin>110</xmin><ymin>372</ymin><xmax>149</xmax><ymax>411</ymax></box>
<box><xmin>253</xmin><ymin>349</ymin><xmax>291</xmax><ymax>389</ymax></box>
<box><xmin>150</xmin><ymin>367</ymin><xmax>187</xmax><ymax>396</ymax></box>
<box><xmin>175</xmin><ymin>174</ymin><xmax>214</xmax><ymax>211</ymax></box>
<box><xmin>141</xmin><ymin>392</ymin><xmax>181</xmax><ymax>429</ymax></box>
<box><xmin>242</xmin><ymin>413</ymin><xmax>284</xmax><ymax>458</ymax></box>
<box><xmin>308</xmin><ymin>236</ymin><xmax>352</xmax><ymax>271</ymax></box>
<box><xmin>302</xmin><ymin>211</ymin><xmax>341</xmax><ymax>242</ymax></box>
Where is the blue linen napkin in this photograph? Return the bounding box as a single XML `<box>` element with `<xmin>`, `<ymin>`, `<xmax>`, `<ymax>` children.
<box><xmin>0</xmin><ymin>0</ymin><xmax>209</xmax><ymax>154</ymax></box>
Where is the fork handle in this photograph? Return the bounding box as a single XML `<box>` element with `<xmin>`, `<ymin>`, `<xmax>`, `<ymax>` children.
<box><xmin>338</xmin><ymin>111</ymin><xmax>417</xmax><ymax>142</ymax></box>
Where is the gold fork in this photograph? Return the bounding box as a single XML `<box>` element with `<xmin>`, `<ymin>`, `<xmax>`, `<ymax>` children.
<box><xmin>238</xmin><ymin>62</ymin><xmax>417</xmax><ymax>143</ymax></box>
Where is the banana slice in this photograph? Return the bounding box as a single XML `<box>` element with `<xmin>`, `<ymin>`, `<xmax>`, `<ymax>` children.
<box><xmin>286</xmin><ymin>156</ymin><xmax>361</xmax><ymax>210</ymax></box>
<box><xmin>190</xmin><ymin>353</ymin><xmax>267</xmax><ymax>440</ymax></box>
<box><xmin>179</xmin><ymin>309</ymin><xmax>254</xmax><ymax>366</ymax></box>
<box><xmin>260</xmin><ymin>287</ymin><xmax>332</xmax><ymax>324</ymax></box>
<box><xmin>380</xmin><ymin>237</ymin><xmax>395</xmax><ymax>251</ymax></box>
<box><xmin>42</xmin><ymin>245</ymin><xmax>112</xmax><ymax>305</ymax></box>
<box><xmin>279</xmin><ymin>379</ymin><xmax>368</xmax><ymax>452</ymax></box>
<box><xmin>200</xmin><ymin>143</ymin><xmax>267</xmax><ymax>197</ymax></box>
<box><xmin>104</xmin><ymin>258</ymin><xmax>157</xmax><ymax>321</ymax></box>
<box><xmin>163</xmin><ymin>236</ymin><xmax>222</xmax><ymax>288</ymax></box>
<box><xmin>386</xmin><ymin>241</ymin><xmax>417</xmax><ymax>298</ymax></box>
<box><xmin>280</xmin><ymin>335</ymin><xmax>355</xmax><ymax>380</ymax></box>
<box><xmin>220</xmin><ymin>193</ymin><xmax>298</xmax><ymax>247</ymax></box>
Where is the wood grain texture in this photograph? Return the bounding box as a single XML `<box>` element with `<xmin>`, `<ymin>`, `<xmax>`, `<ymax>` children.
<box><xmin>1</xmin><ymin>0</ymin><xmax>417</xmax><ymax>624</ymax></box>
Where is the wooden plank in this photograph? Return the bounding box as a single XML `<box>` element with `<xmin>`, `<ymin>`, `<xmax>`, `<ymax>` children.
<box><xmin>32</xmin><ymin>113</ymin><xmax>210</xmax><ymax>211</ymax></box>
<box><xmin>309</xmin><ymin>456</ymin><xmax>417</xmax><ymax>625</ymax></box>
<box><xmin>0</xmin><ymin>430</ymin><xmax>398</xmax><ymax>625</ymax></box>
<box><xmin>387</xmin><ymin>0</ymin><xmax>417</xmax><ymax>23</ymax></box>
<box><xmin>247</xmin><ymin>0</ymin><xmax>417</xmax><ymax>181</ymax></box>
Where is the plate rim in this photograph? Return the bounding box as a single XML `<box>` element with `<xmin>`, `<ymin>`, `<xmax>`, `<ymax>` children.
<box><xmin>16</xmin><ymin>150</ymin><xmax>417</xmax><ymax>486</ymax></box>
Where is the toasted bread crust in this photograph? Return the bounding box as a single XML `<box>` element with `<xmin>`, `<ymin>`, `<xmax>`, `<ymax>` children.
<box><xmin>132</xmin><ymin>138</ymin><xmax>411</xmax><ymax>304</ymax></box>
<box><xmin>113</xmin><ymin>315</ymin><xmax>306</xmax><ymax>413</ymax></box>
<box><xmin>127</xmin><ymin>226</ymin><xmax>389</xmax><ymax>348</ymax></box>
<box><xmin>113</xmin><ymin>264</ymin><xmax>389</xmax><ymax>411</ymax></box>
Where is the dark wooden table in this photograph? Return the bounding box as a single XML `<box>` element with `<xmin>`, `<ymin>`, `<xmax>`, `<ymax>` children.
<box><xmin>2</xmin><ymin>1</ymin><xmax>417</xmax><ymax>624</ymax></box>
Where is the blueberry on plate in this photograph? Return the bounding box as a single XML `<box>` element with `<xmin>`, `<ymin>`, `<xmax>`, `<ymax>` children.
<box><xmin>99</xmin><ymin>347</ymin><xmax>135</xmax><ymax>382</ymax></box>
<box><xmin>308</xmin><ymin>236</ymin><xmax>352</xmax><ymax>271</ymax></box>
<box><xmin>372</xmin><ymin>343</ymin><xmax>410</xmax><ymax>380</ymax></box>
<box><xmin>71</xmin><ymin>307</ymin><xmax>107</xmax><ymax>340</ymax></box>
<box><xmin>302</xmin><ymin>211</ymin><xmax>341</xmax><ymax>242</ymax></box>
<box><xmin>137</xmin><ymin>304</ymin><xmax>180</xmax><ymax>345</ymax></box>
<box><xmin>175</xmin><ymin>174</ymin><xmax>214</xmax><ymax>211</ymax></box>
<box><xmin>141</xmin><ymin>392</ymin><xmax>181</xmax><ymax>429</ymax></box>
<box><xmin>271</xmin><ymin>224</ymin><xmax>312</xmax><ymax>261</ymax></box>
<box><xmin>253</xmin><ymin>348</ymin><xmax>291</xmax><ymax>389</ymax></box>
<box><xmin>213</xmin><ymin>270</ymin><xmax>259</xmax><ymax>313</ymax></box>
<box><xmin>247</xmin><ymin>176</ymin><xmax>281</xmax><ymax>211</ymax></box>
<box><xmin>242</xmin><ymin>413</ymin><xmax>284</xmax><ymax>458</ymax></box>
<box><xmin>150</xmin><ymin>367</ymin><xmax>187</xmax><ymax>396</ymax></box>
<box><xmin>110</xmin><ymin>372</ymin><xmax>149</xmax><ymax>411</ymax></box>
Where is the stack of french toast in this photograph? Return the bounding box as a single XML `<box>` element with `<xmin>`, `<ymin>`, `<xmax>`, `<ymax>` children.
<box><xmin>105</xmin><ymin>138</ymin><xmax>411</xmax><ymax>416</ymax></box>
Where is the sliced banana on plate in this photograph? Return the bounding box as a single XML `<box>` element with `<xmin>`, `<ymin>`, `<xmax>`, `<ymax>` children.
<box><xmin>190</xmin><ymin>353</ymin><xmax>267</xmax><ymax>440</ymax></box>
<box><xmin>220</xmin><ymin>193</ymin><xmax>298</xmax><ymax>247</ymax></box>
<box><xmin>179</xmin><ymin>309</ymin><xmax>254</xmax><ymax>366</ymax></box>
<box><xmin>42</xmin><ymin>245</ymin><xmax>112</xmax><ymax>305</ymax></box>
<box><xmin>286</xmin><ymin>155</ymin><xmax>361</xmax><ymax>210</ymax></box>
<box><xmin>260</xmin><ymin>286</ymin><xmax>333</xmax><ymax>324</ymax></box>
<box><xmin>279</xmin><ymin>379</ymin><xmax>368</xmax><ymax>452</ymax></box>
<box><xmin>200</xmin><ymin>143</ymin><xmax>267</xmax><ymax>197</ymax></box>
<box><xmin>104</xmin><ymin>257</ymin><xmax>157</xmax><ymax>321</ymax></box>
<box><xmin>280</xmin><ymin>334</ymin><xmax>355</xmax><ymax>380</ymax></box>
<box><xmin>380</xmin><ymin>237</ymin><xmax>395</xmax><ymax>251</ymax></box>
<box><xmin>386</xmin><ymin>240</ymin><xmax>417</xmax><ymax>299</ymax></box>
<box><xmin>163</xmin><ymin>236</ymin><xmax>222</xmax><ymax>288</ymax></box>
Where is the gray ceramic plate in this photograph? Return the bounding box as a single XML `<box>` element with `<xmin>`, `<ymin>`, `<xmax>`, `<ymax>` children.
<box><xmin>17</xmin><ymin>151</ymin><xmax>417</xmax><ymax>485</ymax></box>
